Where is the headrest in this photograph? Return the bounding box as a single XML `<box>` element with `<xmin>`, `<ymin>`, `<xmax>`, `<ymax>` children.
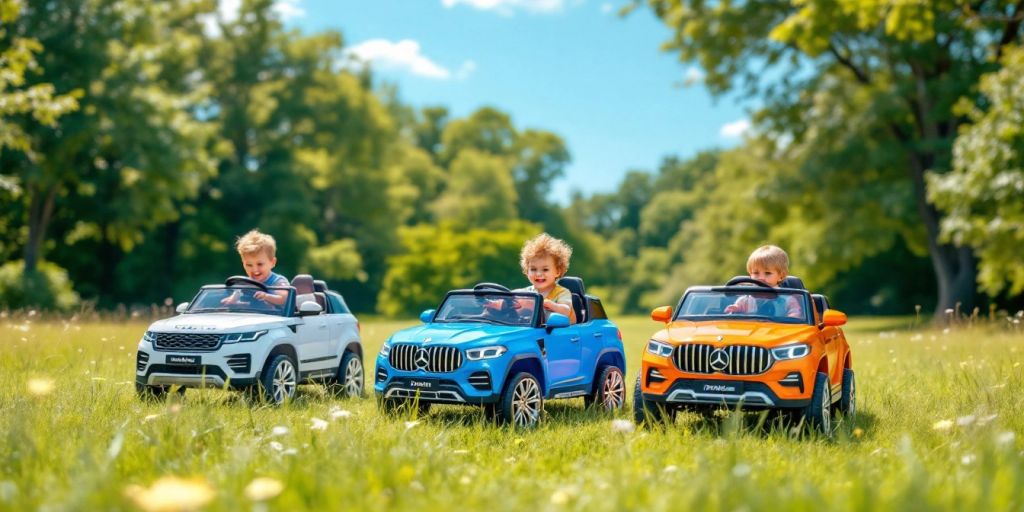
<box><xmin>557</xmin><ymin>276</ymin><xmax>585</xmax><ymax>297</ymax></box>
<box><xmin>291</xmin><ymin>274</ymin><xmax>315</xmax><ymax>295</ymax></box>
<box><xmin>780</xmin><ymin>276</ymin><xmax>806</xmax><ymax>290</ymax></box>
<box><xmin>314</xmin><ymin>279</ymin><xmax>328</xmax><ymax>293</ymax></box>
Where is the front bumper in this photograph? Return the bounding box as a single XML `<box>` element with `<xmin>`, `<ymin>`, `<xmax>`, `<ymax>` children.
<box><xmin>373</xmin><ymin>355</ymin><xmax>505</xmax><ymax>405</ymax></box>
<box><xmin>135</xmin><ymin>342</ymin><xmax>262</xmax><ymax>389</ymax></box>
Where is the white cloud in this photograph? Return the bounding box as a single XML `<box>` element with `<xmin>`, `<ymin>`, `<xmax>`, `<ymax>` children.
<box><xmin>442</xmin><ymin>0</ymin><xmax>569</xmax><ymax>15</ymax></box>
<box><xmin>456</xmin><ymin>60</ymin><xmax>477</xmax><ymax>80</ymax></box>
<box><xmin>720</xmin><ymin>118</ymin><xmax>752</xmax><ymax>139</ymax></box>
<box><xmin>600</xmin><ymin>3</ymin><xmax>614</xmax><ymax>14</ymax></box>
<box><xmin>343</xmin><ymin>39</ymin><xmax>452</xmax><ymax>80</ymax></box>
<box><xmin>200</xmin><ymin>0</ymin><xmax>305</xmax><ymax>38</ymax></box>
<box><xmin>684</xmin><ymin>66</ymin><xmax>705</xmax><ymax>85</ymax></box>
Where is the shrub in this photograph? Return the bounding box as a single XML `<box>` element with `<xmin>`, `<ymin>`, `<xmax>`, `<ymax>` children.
<box><xmin>0</xmin><ymin>260</ymin><xmax>80</xmax><ymax>311</ymax></box>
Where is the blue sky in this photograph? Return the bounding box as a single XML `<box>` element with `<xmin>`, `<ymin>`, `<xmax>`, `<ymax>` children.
<box><xmin>262</xmin><ymin>0</ymin><xmax>751</xmax><ymax>203</ymax></box>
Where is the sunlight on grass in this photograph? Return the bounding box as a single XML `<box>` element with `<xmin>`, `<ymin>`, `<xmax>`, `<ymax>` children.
<box><xmin>0</xmin><ymin>316</ymin><xmax>1021</xmax><ymax>510</ymax></box>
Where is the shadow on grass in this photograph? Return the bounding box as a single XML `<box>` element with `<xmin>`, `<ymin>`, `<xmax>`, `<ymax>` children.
<box><xmin>400</xmin><ymin>398</ymin><xmax>616</xmax><ymax>429</ymax></box>
<box><xmin>667</xmin><ymin>406</ymin><xmax>879</xmax><ymax>442</ymax></box>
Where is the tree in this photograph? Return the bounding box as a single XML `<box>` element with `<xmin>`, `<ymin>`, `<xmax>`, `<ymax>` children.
<box><xmin>432</xmin><ymin>149</ymin><xmax>518</xmax><ymax>227</ymax></box>
<box><xmin>930</xmin><ymin>46</ymin><xmax>1024</xmax><ymax>296</ymax></box>
<box><xmin>637</xmin><ymin>0</ymin><xmax>1024</xmax><ymax>313</ymax></box>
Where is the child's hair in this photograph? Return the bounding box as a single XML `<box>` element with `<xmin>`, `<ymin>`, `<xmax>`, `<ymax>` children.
<box><xmin>746</xmin><ymin>245</ymin><xmax>789</xmax><ymax>274</ymax></box>
<box><xmin>236</xmin><ymin>229</ymin><xmax>277</xmax><ymax>259</ymax></box>
<box><xmin>520</xmin><ymin>233</ymin><xmax>573</xmax><ymax>275</ymax></box>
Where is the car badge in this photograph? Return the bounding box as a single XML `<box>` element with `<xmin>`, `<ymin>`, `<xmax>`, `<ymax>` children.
<box><xmin>709</xmin><ymin>349</ymin><xmax>730</xmax><ymax>372</ymax></box>
<box><xmin>716</xmin><ymin>335</ymin><xmax>724</xmax><ymax>342</ymax></box>
<box><xmin>415</xmin><ymin>348</ymin><xmax>429</xmax><ymax>370</ymax></box>
<box><xmin>424</xmin><ymin>337</ymin><xmax>432</xmax><ymax>343</ymax></box>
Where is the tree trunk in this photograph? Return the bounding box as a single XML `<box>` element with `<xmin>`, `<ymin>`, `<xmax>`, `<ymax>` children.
<box><xmin>24</xmin><ymin>184</ymin><xmax>57</xmax><ymax>273</ymax></box>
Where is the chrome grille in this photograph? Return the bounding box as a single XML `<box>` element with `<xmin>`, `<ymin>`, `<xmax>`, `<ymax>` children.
<box><xmin>673</xmin><ymin>344</ymin><xmax>772</xmax><ymax>375</ymax></box>
<box><xmin>388</xmin><ymin>344</ymin><xmax>463</xmax><ymax>373</ymax></box>
<box><xmin>153</xmin><ymin>332</ymin><xmax>222</xmax><ymax>351</ymax></box>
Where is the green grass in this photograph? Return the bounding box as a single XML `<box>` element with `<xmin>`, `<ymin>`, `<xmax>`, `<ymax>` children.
<box><xmin>1</xmin><ymin>315</ymin><xmax>1023</xmax><ymax>511</ymax></box>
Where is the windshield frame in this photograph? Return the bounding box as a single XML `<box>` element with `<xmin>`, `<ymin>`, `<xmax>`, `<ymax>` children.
<box><xmin>672</xmin><ymin>286</ymin><xmax>814</xmax><ymax>325</ymax></box>
<box><xmin>184</xmin><ymin>285</ymin><xmax>296</xmax><ymax>317</ymax></box>
<box><xmin>433</xmin><ymin>290</ymin><xmax>543</xmax><ymax>327</ymax></box>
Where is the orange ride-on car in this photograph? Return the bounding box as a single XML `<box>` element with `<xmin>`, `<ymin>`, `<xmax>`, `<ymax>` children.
<box><xmin>633</xmin><ymin>276</ymin><xmax>855</xmax><ymax>434</ymax></box>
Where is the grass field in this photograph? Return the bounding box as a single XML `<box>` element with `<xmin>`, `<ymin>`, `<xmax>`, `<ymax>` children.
<box><xmin>1</xmin><ymin>314</ymin><xmax>1022</xmax><ymax>511</ymax></box>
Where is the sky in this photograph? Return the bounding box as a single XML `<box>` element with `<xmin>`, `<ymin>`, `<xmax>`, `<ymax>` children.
<box><xmin>244</xmin><ymin>0</ymin><xmax>752</xmax><ymax>204</ymax></box>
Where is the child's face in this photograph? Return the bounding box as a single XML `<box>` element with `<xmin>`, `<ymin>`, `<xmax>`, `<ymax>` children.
<box><xmin>749</xmin><ymin>264</ymin><xmax>786</xmax><ymax>287</ymax></box>
<box><xmin>241</xmin><ymin>251</ymin><xmax>277</xmax><ymax>283</ymax></box>
<box><xmin>526</xmin><ymin>254</ymin><xmax>561</xmax><ymax>292</ymax></box>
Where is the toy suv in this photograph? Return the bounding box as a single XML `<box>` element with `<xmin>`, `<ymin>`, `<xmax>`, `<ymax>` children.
<box><xmin>634</xmin><ymin>276</ymin><xmax>855</xmax><ymax>434</ymax></box>
<box><xmin>135</xmin><ymin>275</ymin><xmax>363</xmax><ymax>404</ymax></box>
<box><xmin>374</xmin><ymin>279</ymin><xmax>626</xmax><ymax>427</ymax></box>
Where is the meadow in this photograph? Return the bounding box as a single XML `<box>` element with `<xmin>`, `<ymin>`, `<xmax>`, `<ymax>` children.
<box><xmin>1</xmin><ymin>313</ymin><xmax>1022</xmax><ymax>511</ymax></box>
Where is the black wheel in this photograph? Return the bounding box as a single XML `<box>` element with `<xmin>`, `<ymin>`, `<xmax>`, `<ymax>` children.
<box><xmin>837</xmin><ymin>368</ymin><xmax>856</xmax><ymax>420</ymax></box>
<box><xmin>497</xmin><ymin>372</ymin><xmax>543</xmax><ymax>427</ymax></box>
<box><xmin>585</xmin><ymin>366</ymin><xmax>626</xmax><ymax>410</ymax></box>
<box><xmin>802</xmin><ymin>371</ymin><xmax>832</xmax><ymax>436</ymax></box>
<box><xmin>633</xmin><ymin>375</ymin><xmax>675</xmax><ymax>426</ymax></box>
<box><xmin>259</xmin><ymin>354</ymin><xmax>298</xmax><ymax>405</ymax></box>
<box><xmin>330</xmin><ymin>351</ymin><xmax>364</xmax><ymax>398</ymax></box>
<box><xmin>135</xmin><ymin>383</ymin><xmax>184</xmax><ymax>401</ymax></box>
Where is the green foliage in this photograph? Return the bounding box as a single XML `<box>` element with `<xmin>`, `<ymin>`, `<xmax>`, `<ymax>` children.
<box><xmin>930</xmin><ymin>46</ymin><xmax>1024</xmax><ymax>296</ymax></box>
<box><xmin>432</xmin><ymin>149</ymin><xmax>518</xmax><ymax>227</ymax></box>
<box><xmin>304</xmin><ymin>238</ymin><xmax>365</xmax><ymax>283</ymax></box>
<box><xmin>0</xmin><ymin>260</ymin><xmax>78</xmax><ymax>311</ymax></box>
<box><xmin>377</xmin><ymin>221</ymin><xmax>540</xmax><ymax>316</ymax></box>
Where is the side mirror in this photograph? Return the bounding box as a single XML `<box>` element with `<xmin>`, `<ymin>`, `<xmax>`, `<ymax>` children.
<box><xmin>546</xmin><ymin>313</ymin><xmax>570</xmax><ymax>331</ymax></box>
<box><xmin>298</xmin><ymin>301</ymin><xmax>323</xmax><ymax>316</ymax></box>
<box><xmin>176</xmin><ymin>302</ymin><xmax>189</xmax><ymax>314</ymax></box>
<box><xmin>823</xmin><ymin>310</ymin><xmax>847</xmax><ymax>327</ymax></box>
<box><xmin>420</xmin><ymin>309</ymin><xmax>436</xmax><ymax>323</ymax></box>
<box><xmin>651</xmin><ymin>306</ymin><xmax>673</xmax><ymax>323</ymax></box>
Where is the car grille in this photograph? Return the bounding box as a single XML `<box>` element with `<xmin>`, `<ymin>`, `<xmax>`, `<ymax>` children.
<box><xmin>153</xmin><ymin>333</ymin><xmax>222</xmax><ymax>352</ymax></box>
<box><xmin>136</xmin><ymin>351</ymin><xmax>149</xmax><ymax>372</ymax></box>
<box><xmin>388</xmin><ymin>344</ymin><xmax>463</xmax><ymax>373</ymax></box>
<box><xmin>673</xmin><ymin>344</ymin><xmax>772</xmax><ymax>375</ymax></box>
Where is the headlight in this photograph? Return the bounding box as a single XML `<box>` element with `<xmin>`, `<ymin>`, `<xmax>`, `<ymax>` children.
<box><xmin>142</xmin><ymin>331</ymin><xmax>155</xmax><ymax>343</ymax></box>
<box><xmin>466</xmin><ymin>346</ymin><xmax>507</xmax><ymax>360</ymax></box>
<box><xmin>771</xmin><ymin>343</ymin><xmax>810</xmax><ymax>360</ymax></box>
<box><xmin>222</xmin><ymin>330</ymin><xmax>268</xmax><ymax>344</ymax></box>
<box><xmin>647</xmin><ymin>339</ymin><xmax>673</xmax><ymax>357</ymax></box>
<box><xmin>380</xmin><ymin>342</ymin><xmax>392</xmax><ymax>357</ymax></box>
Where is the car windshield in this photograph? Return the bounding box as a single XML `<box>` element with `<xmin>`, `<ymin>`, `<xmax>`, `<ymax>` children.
<box><xmin>676</xmin><ymin>289</ymin><xmax>811</xmax><ymax>324</ymax></box>
<box><xmin>186</xmin><ymin>287</ymin><xmax>293</xmax><ymax>316</ymax></box>
<box><xmin>433</xmin><ymin>292</ymin><xmax>539</xmax><ymax>326</ymax></box>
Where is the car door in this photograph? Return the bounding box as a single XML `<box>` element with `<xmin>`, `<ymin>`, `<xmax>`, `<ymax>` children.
<box><xmin>294</xmin><ymin>313</ymin><xmax>332</xmax><ymax>371</ymax></box>
<box><xmin>545</xmin><ymin>324</ymin><xmax>583</xmax><ymax>388</ymax></box>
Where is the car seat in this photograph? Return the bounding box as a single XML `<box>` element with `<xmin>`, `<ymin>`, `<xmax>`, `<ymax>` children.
<box><xmin>780</xmin><ymin>276</ymin><xmax>806</xmax><ymax>289</ymax></box>
<box><xmin>291</xmin><ymin>274</ymin><xmax>326</xmax><ymax>313</ymax></box>
<box><xmin>557</xmin><ymin>276</ymin><xmax>587</xmax><ymax>323</ymax></box>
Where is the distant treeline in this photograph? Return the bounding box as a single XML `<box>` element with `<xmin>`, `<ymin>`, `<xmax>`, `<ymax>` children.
<box><xmin>2</xmin><ymin>0</ymin><xmax>1023</xmax><ymax>317</ymax></box>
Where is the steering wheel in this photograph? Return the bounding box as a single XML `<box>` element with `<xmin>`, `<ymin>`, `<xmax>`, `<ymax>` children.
<box><xmin>725</xmin><ymin>276</ymin><xmax>773</xmax><ymax>288</ymax></box>
<box><xmin>224</xmin><ymin>275</ymin><xmax>269</xmax><ymax>291</ymax></box>
<box><xmin>473</xmin><ymin>282</ymin><xmax>511</xmax><ymax>292</ymax></box>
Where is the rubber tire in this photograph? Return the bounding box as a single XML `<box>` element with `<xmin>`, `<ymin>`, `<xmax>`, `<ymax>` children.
<box><xmin>802</xmin><ymin>371</ymin><xmax>833</xmax><ymax>436</ymax></box>
<box><xmin>330</xmin><ymin>351</ymin><xmax>364</xmax><ymax>398</ymax></box>
<box><xmin>585</xmin><ymin>365</ymin><xmax>626</xmax><ymax>410</ymax></box>
<box><xmin>633</xmin><ymin>375</ymin><xmax>676</xmax><ymax>426</ymax></box>
<box><xmin>259</xmin><ymin>353</ymin><xmax>298</xmax><ymax>405</ymax></box>
<box><xmin>497</xmin><ymin>372</ymin><xmax>544</xmax><ymax>427</ymax></box>
<box><xmin>135</xmin><ymin>383</ymin><xmax>185</xmax><ymax>401</ymax></box>
<box><xmin>838</xmin><ymin>368</ymin><xmax>855</xmax><ymax>420</ymax></box>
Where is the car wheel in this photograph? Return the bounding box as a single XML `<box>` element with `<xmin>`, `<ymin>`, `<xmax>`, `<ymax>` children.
<box><xmin>498</xmin><ymin>372</ymin><xmax>543</xmax><ymax>427</ymax></box>
<box><xmin>586</xmin><ymin>365</ymin><xmax>625</xmax><ymax>410</ymax></box>
<box><xmin>135</xmin><ymin>383</ymin><xmax>185</xmax><ymax>401</ymax></box>
<box><xmin>838</xmin><ymin>368</ymin><xmax>856</xmax><ymax>421</ymax></box>
<box><xmin>802</xmin><ymin>371</ymin><xmax>832</xmax><ymax>436</ymax></box>
<box><xmin>331</xmin><ymin>351</ymin><xmax>364</xmax><ymax>398</ymax></box>
<box><xmin>260</xmin><ymin>354</ymin><xmax>297</xmax><ymax>405</ymax></box>
<box><xmin>633</xmin><ymin>375</ymin><xmax>675</xmax><ymax>426</ymax></box>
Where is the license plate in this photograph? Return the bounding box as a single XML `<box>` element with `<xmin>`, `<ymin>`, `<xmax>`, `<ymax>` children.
<box><xmin>699</xmin><ymin>381</ymin><xmax>745</xmax><ymax>394</ymax></box>
<box><xmin>407</xmin><ymin>379</ymin><xmax>438</xmax><ymax>391</ymax></box>
<box><xmin>167</xmin><ymin>354</ymin><xmax>200</xmax><ymax>366</ymax></box>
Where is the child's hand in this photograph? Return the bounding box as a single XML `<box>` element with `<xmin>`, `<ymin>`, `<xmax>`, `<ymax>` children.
<box><xmin>542</xmin><ymin>299</ymin><xmax>557</xmax><ymax>311</ymax></box>
<box><xmin>254</xmin><ymin>291</ymin><xmax>268</xmax><ymax>301</ymax></box>
<box><xmin>221</xmin><ymin>291</ymin><xmax>240</xmax><ymax>305</ymax></box>
<box><xmin>724</xmin><ymin>304</ymin><xmax>739</xmax><ymax>314</ymax></box>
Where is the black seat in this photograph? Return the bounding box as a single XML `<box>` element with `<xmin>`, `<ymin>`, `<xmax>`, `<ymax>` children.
<box><xmin>313</xmin><ymin>279</ymin><xmax>328</xmax><ymax>293</ymax></box>
<box><xmin>780</xmin><ymin>276</ymin><xmax>806</xmax><ymax>289</ymax></box>
<box><xmin>557</xmin><ymin>276</ymin><xmax>587</xmax><ymax>323</ymax></box>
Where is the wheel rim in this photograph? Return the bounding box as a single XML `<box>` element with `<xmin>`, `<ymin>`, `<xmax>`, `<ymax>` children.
<box><xmin>272</xmin><ymin>359</ymin><xmax>296</xmax><ymax>404</ymax></box>
<box><xmin>821</xmin><ymin>385</ymin><xmax>831</xmax><ymax>433</ymax></box>
<box><xmin>602</xmin><ymin>370</ymin><xmax>625</xmax><ymax>409</ymax></box>
<box><xmin>344</xmin><ymin>357</ymin><xmax>363</xmax><ymax>397</ymax></box>
<box><xmin>511</xmin><ymin>377</ymin><xmax>541</xmax><ymax>427</ymax></box>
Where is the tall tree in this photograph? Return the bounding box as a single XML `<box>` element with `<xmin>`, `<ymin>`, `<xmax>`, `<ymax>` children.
<box><xmin>638</xmin><ymin>0</ymin><xmax>1024</xmax><ymax>313</ymax></box>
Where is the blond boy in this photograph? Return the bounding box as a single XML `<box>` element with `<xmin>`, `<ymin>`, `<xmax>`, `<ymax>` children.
<box><xmin>223</xmin><ymin>229</ymin><xmax>288</xmax><ymax>306</ymax></box>
<box><xmin>724</xmin><ymin>245</ymin><xmax>803</xmax><ymax>319</ymax></box>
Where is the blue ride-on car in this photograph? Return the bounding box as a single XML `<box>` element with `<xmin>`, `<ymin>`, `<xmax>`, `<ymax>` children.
<box><xmin>374</xmin><ymin>279</ymin><xmax>627</xmax><ymax>427</ymax></box>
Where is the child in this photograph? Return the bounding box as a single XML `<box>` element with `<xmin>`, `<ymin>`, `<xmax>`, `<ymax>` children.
<box><xmin>514</xmin><ymin>233</ymin><xmax>576</xmax><ymax>324</ymax></box>
<box><xmin>724</xmin><ymin>245</ymin><xmax>803</xmax><ymax>319</ymax></box>
<box><xmin>223</xmin><ymin>229</ymin><xmax>289</xmax><ymax>306</ymax></box>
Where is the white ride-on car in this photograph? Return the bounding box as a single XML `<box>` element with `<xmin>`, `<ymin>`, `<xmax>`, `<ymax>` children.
<box><xmin>135</xmin><ymin>274</ymin><xmax>363</xmax><ymax>404</ymax></box>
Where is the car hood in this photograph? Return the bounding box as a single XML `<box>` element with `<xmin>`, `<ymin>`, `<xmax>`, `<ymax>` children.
<box><xmin>148</xmin><ymin>313</ymin><xmax>296</xmax><ymax>333</ymax></box>
<box><xmin>388</xmin><ymin>323</ymin><xmax>531</xmax><ymax>346</ymax></box>
<box><xmin>653</xmin><ymin>320</ymin><xmax>819</xmax><ymax>346</ymax></box>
